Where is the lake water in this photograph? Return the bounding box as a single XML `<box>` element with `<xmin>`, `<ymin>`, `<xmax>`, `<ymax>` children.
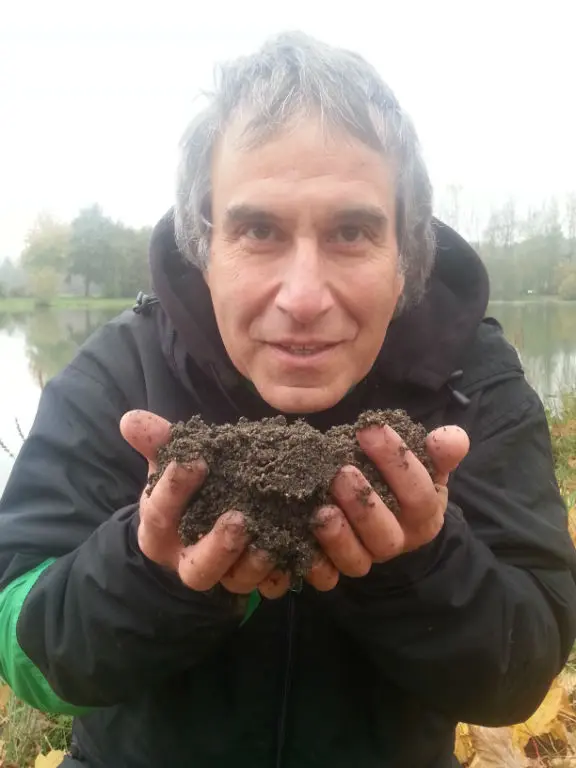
<box><xmin>1</xmin><ymin>301</ymin><xmax>576</xmax><ymax>493</ymax></box>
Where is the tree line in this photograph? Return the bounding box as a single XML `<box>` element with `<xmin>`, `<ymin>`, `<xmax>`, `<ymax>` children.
<box><xmin>439</xmin><ymin>190</ymin><xmax>576</xmax><ymax>301</ymax></box>
<box><xmin>1</xmin><ymin>196</ymin><xmax>576</xmax><ymax>305</ymax></box>
<box><xmin>0</xmin><ymin>205</ymin><xmax>152</xmax><ymax>304</ymax></box>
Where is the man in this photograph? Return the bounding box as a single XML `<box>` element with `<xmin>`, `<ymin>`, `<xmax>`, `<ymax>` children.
<box><xmin>0</xmin><ymin>32</ymin><xmax>574</xmax><ymax>768</ymax></box>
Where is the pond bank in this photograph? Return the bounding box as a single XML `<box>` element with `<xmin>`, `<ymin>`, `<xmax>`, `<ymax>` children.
<box><xmin>0</xmin><ymin>297</ymin><xmax>133</xmax><ymax>313</ymax></box>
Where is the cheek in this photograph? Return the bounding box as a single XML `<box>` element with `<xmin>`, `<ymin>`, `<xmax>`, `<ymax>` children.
<box><xmin>347</xmin><ymin>264</ymin><xmax>403</xmax><ymax>330</ymax></box>
<box><xmin>207</xmin><ymin>256</ymin><xmax>242</xmax><ymax>311</ymax></box>
<box><xmin>207</xmin><ymin>261</ymin><xmax>261</xmax><ymax>342</ymax></box>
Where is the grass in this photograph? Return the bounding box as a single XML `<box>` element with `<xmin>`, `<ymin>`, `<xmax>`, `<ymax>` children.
<box><xmin>0</xmin><ymin>296</ymin><xmax>133</xmax><ymax>313</ymax></box>
<box><xmin>0</xmin><ymin>396</ymin><xmax>575</xmax><ymax>766</ymax></box>
<box><xmin>549</xmin><ymin>393</ymin><xmax>576</xmax><ymax>512</ymax></box>
<box><xmin>0</xmin><ymin>690</ymin><xmax>71</xmax><ymax>766</ymax></box>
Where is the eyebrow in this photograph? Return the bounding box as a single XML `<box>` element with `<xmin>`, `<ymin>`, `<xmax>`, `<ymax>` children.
<box><xmin>223</xmin><ymin>204</ymin><xmax>281</xmax><ymax>227</ymax></box>
<box><xmin>331</xmin><ymin>206</ymin><xmax>389</xmax><ymax>232</ymax></box>
<box><xmin>223</xmin><ymin>203</ymin><xmax>389</xmax><ymax>231</ymax></box>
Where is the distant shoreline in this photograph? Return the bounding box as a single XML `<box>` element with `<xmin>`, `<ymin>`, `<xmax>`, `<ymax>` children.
<box><xmin>0</xmin><ymin>296</ymin><xmax>574</xmax><ymax>314</ymax></box>
<box><xmin>0</xmin><ymin>297</ymin><xmax>134</xmax><ymax>313</ymax></box>
<box><xmin>489</xmin><ymin>297</ymin><xmax>576</xmax><ymax>305</ymax></box>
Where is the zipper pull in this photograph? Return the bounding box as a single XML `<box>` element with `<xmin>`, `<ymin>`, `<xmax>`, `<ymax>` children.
<box><xmin>290</xmin><ymin>576</ymin><xmax>303</xmax><ymax>594</ymax></box>
<box><xmin>446</xmin><ymin>369</ymin><xmax>471</xmax><ymax>408</ymax></box>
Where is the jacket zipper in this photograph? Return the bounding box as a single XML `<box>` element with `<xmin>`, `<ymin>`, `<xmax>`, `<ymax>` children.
<box><xmin>275</xmin><ymin>590</ymin><xmax>297</xmax><ymax>768</ymax></box>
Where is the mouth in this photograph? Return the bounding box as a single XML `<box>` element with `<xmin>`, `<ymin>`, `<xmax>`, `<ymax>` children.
<box><xmin>268</xmin><ymin>342</ymin><xmax>339</xmax><ymax>360</ymax></box>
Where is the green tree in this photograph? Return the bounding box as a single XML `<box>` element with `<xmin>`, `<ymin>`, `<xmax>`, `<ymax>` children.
<box><xmin>558</xmin><ymin>271</ymin><xmax>576</xmax><ymax>300</ymax></box>
<box><xmin>68</xmin><ymin>205</ymin><xmax>117</xmax><ymax>297</ymax></box>
<box><xmin>480</xmin><ymin>199</ymin><xmax>570</xmax><ymax>298</ymax></box>
<box><xmin>110</xmin><ymin>225</ymin><xmax>152</xmax><ymax>298</ymax></box>
<box><xmin>27</xmin><ymin>267</ymin><xmax>60</xmax><ymax>306</ymax></box>
<box><xmin>93</xmin><ymin>223</ymin><xmax>150</xmax><ymax>298</ymax></box>
<box><xmin>20</xmin><ymin>214</ymin><xmax>70</xmax><ymax>275</ymax></box>
<box><xmin>19</xmin><ymin>215</ymin><xmax>70</xmax><ymax>304</ymax></box>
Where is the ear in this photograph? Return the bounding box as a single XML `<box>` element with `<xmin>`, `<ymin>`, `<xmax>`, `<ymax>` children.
<box><xmin>203</xmin><ymin>263</ymin><xmax>211</xmax><ymax>288</ymax></box>
<box><xmin>390</xmin><ymin>264</ymin><xmax>406</xmax><ymax>320</ymax></box>
<box><xmin>397</xmin><ymin>269</ymin><xmax>405</xmax><ymax>296</ymax></box>
<box><xmin>394</xmin><ymin>264</ymin><xmax>405</xmax><ymax>301</ymax></box>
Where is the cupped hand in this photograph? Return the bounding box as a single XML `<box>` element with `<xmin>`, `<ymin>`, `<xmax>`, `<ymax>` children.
<box><xmin>307</xmin><ymin>424</ymin><xmax>470</xmax><ymax>587</ymax></box>
<box><xmin>120</xmin><ymin>410</ymin><xmax>292</xmax><ymax>599</ymax></box>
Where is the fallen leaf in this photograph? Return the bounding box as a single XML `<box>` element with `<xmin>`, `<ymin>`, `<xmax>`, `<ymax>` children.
<box><xmin>512</xmin><ymin>680</ymin><xmax>573</xmax><ymax>749</ymax></box>
<box><xmin>0</xmin><ymin>685</ymin><xmax>10</xmax><ymax>711</ymax></box>
<box><xmin>455</xmin><ymin>722</ymin><xmax>474</xmax><ymax>765</ymax></box>
<box><xmin>550</xmin><ymin>717</ymin><xmax>570</xmax><ymax>744</ymax></box>
<box><xmin>568</xmin><ymin>508</ymin><xmax>576</xmax><ymax>548</ymax></box>
<box><xmin>35</xmin><ymin>750</ymin><xmax>66</xmax><ymax>768</ymax></box>
<box><xmin>469</xmin><ymin>725</ymin><xmax>528</xmax><ymax>767</ymax></box>
<box><xmin>560</xmin><ymin>667</ymin><xmax>576</xmax><ymax>699</ymax></box>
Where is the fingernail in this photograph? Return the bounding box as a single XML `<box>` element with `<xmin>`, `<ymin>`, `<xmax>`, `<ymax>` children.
<box><xmin>358</xmin><ymin>424</ymin><xmax>393</xmax><ymax>446</ymax></box>
<box><xmin>314</xmin><ymin>508</ymin><xmax>343</xmax><ymax>535</ymax></box>
<box><xmin>219</xmin><ymin>512</ymin><xmax>247</xmax><ymax>548</ymax></box>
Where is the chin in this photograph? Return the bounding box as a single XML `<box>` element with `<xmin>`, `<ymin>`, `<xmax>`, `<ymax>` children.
<box><xmin>257</xmin><ymin>383</ymin><xmax>347</xmax><ymax>414</ymax></box>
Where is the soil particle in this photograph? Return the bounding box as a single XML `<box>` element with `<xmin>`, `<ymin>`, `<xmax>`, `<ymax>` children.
<box><xmin>148</xmin><ymin>409</ymin><xmax>432</xmax><ymax>579</ymax></box>
<box><xmin>356</xmin><ymin>484</ymin><xmax>374</xmax><ymax>507</ymax></box>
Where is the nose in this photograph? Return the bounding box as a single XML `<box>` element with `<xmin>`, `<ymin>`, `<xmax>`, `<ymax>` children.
<box><xmin>274</xmin><ymin>239</ymin><xmax>334</xmax><ymax>325</ymax></box>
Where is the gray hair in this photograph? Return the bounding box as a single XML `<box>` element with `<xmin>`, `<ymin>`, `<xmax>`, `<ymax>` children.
<box><xmin>175</xmin><ymin>32</ymin><xmax>435</xmax><ymax>308</ymax></box>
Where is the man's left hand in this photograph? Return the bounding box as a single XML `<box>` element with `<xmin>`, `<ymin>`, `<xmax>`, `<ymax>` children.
<box><xmin>305</xmin><ymin>424</ymin><xmax>470</xmax><ymax>591</ymax></box>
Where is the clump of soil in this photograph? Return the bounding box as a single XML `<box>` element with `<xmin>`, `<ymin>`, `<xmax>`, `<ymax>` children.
<box><xmin>149</xmin><ymin>410</ymin><xmax>432</xmax><ymax>578</ymax></box>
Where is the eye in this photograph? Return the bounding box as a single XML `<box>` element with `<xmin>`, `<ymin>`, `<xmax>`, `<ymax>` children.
<box><xmin>330</xmin><ymin>226</ymin><xmax>366</xmax><ymax>244</ymax></box>
<box><xmin>245</xmin><ymin>224</ymin><xmax>275</xmax><ymax>241</ymax></box>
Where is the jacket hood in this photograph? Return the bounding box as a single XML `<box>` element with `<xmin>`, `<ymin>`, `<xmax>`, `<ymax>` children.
<box><xmin>149</xmin><ymin>210</ymin><xmax>489</xmax><ymax>394</ymax></box>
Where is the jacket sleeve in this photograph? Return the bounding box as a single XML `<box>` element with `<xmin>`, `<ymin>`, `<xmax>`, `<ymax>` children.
<box><xmin>0</xmin><ymin>363</ymin><xmax>248</xmax><ymax>712</ymax></box>
<box><xmin>312</xmin><ymin>378</ymin><xmax>576</xmax><ymax>726</ymax></box>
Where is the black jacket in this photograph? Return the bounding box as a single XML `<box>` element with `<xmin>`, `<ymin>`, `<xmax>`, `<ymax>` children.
<box><xmin>1</xmin><ymin>213</ymin><xmax>575</xmax><ymax>768</ymax></box>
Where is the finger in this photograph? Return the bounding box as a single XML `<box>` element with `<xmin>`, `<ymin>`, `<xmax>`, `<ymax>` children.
<box><xmin>138</xmin><ymin>459</ymin><xmax>207</xmax><ymax>566</ymax></box>
<box><xmin>305</xmin><ymin>553</ymin><xmax>340</xmax><ymax>591</ymax></box>
<box><xmin>357</xmin><ymin>425</ymin><xmax>440</xmax><ymax>526</ymax></box>
<box><xmin>178</xmin><ymin>511</ymin><xmax>249</xmax><ymax>591</ymax></box>
<box><xmin>312</xmin><ymin>506</ymin><xmax>372</xmax><ymax>577</ymax></box>
<box><xmin>220</xmin><ymin>546</ymin><xmax>275</xmax><ymax>594</ymax></box>
<box><xmin>257</xmin><ymin>569</ymin><xmax>291</xmax><ymax>599</ymax></box>
<box><xmin>120</xmin><ymin>410</ymin><xmax>172</xmax><ymax>472</ymax></box>
<box><xmin>426</xmin><ymin>426</ymin><xmax>470</xmax><ymax>485</ymax></box>
<box><xmin>329</xmin><ymin>467</ymin><xmax>405</xmax><ymax>561</ymax></box>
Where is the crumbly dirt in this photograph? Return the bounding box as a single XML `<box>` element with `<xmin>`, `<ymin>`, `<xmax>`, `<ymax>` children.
<box><xmin>148</xmin><ymin>410</ymin><xmax>432</xmax><ymax>578</ymax></box>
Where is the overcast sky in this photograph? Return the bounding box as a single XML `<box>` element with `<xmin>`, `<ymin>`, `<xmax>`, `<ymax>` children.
<box><xmin>1</xmin><ymin>0</ymin><xmax>575</xmax><ymax>259</ymax></box>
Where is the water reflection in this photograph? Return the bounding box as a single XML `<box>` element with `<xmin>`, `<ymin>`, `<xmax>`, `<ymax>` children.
<box><xmin>0</xmin><ymin>308</ymin><xmax>118</xmax><ymax>390</ymax></box>
<box><xmin>488</xmin><ymin>301</ymin><xmax>576</xmax><ymax>406</ymax></box>
<box><xmin>0</xmin><ymin>302</ymin><xmax>575</xmax><ymax>492</ymax></box>
<box><xmin>0</xmin><ymin>307</ymin><xmax>120</xmax><ymax>491</ymax></box>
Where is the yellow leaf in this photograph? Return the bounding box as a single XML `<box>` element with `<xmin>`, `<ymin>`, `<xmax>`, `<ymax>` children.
<box><xmin>35</xmin><ymin>750</ymin><xmax>66</xmax><ymax>768</ymax></box>
<box><xmin>512</xmin><ymin>680</ymin><xmax>573</xmax><ymax>749</ymax></box>
<box><xmin>455</xmin><ymin>722</ymin><xmax>474</xmax><ymax>765</ymax></box>
<box><xmin>568</xmin><ymin>507</ymin><xmax>576</xmax><ymax>548</ymax></box>
<box><xmin>550</xmin><ymin>717</ymin><xmax>569</xmax><ymax>744</ymax></box>
<box><xmin>560</xmin><ymin>667</ymin><xmax>576</xmax><ymax>699</ymax></box>
<box><xmin>468</xmin><ymin>725</ymin><xmax>527</xmax><ymax>767</ymax></box>
<box><xmin>0</xmin><ymin>684</ymin><xmax>10</xmax><ymax>711</ymax></box>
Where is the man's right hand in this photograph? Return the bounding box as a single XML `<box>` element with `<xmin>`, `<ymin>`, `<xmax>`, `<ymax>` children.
<box><xmin>120</xmin><ymin>410</ymin><xmax>315</xmax><ymax>599</ymax></box>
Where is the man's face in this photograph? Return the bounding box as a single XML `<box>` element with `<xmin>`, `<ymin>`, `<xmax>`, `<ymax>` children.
<box><xmin>206</xmin><ymin>117</ymin><xmax>404</xmax><ymax>414</ymax></box>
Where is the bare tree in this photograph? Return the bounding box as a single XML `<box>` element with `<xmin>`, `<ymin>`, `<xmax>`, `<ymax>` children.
<box><xmin>440</xmin><ymin>184</ymin><xmax>463</xmax><ymax>231</ymax></box>
<box><xmin>565</xmin><ymin>193</ymin><xmax>576</xmax><ymax>257</ymax></box>
<box><xmin>500</xmin><ymin>199</ymin><xmax>517</xmax><ymax>251</ymax></box>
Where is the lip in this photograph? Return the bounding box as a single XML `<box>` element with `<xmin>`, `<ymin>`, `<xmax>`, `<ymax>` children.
<box><xmin>266</xmin><ymin>342</ymin><xmax>340</xmax><ymax>365</ymax></box>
